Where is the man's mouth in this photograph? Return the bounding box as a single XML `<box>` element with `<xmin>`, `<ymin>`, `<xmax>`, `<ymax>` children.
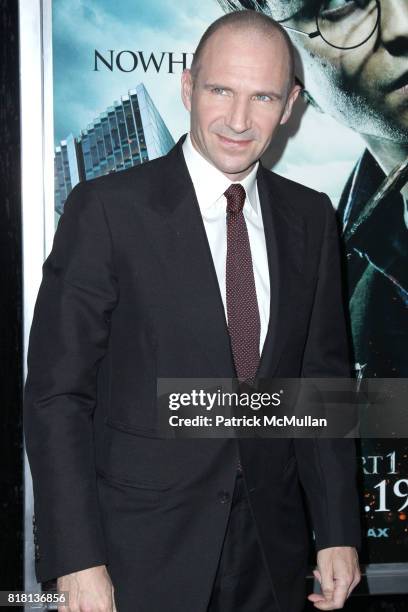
<box><xmin>217</xmin><ymin>134</ymin><xmax>252</xmax><ymax>147</ymax></box>
<box><xmin>383</xmin><ymin>70</ymin><xmax>408</xmax><ymax>94</ymax></box>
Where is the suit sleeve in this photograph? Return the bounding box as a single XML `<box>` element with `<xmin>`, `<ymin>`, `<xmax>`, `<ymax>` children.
<box><xmin>24</xmin><ymin>181</ymin><xmax>119</xmax><ymax>582</ymax></box>
<box><xmin>295</xmin><ymin>193</ymin><xmax>362</xmax><ymax>553</ymax></box>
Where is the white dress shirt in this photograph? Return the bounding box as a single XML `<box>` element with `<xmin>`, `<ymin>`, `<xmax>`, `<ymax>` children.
<box><xmin>182</xmin><ymin>132</ymin><xmax>270</xmax><ymax>355</ymax></box>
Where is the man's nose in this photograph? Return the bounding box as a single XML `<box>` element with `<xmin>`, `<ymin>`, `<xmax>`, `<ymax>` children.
<box><xmin>380</xmin><ymin>0</ymin><xmax>408</xmax><ymax>55</ymax></box>
<box><xmin>225</xmin><ymin>96</ymin><xmax>251</xmax><ymax>134</ymax></box>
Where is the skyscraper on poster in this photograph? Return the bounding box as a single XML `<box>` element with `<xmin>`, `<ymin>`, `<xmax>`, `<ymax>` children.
<box><xmin>54</xmin><ymin>82</ymin><xmax>174</xmax><ymax>214</ymax></box>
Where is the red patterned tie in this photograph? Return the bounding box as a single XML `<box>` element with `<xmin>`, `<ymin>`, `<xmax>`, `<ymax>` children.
<box><xmin>225</xmin><ymin>183</ymin><xmax>261</xmax><ymax>383</ymax></box>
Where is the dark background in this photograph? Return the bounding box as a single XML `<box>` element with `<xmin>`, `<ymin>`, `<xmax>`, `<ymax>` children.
<box><xmin>0</xmin><ymin>0</ymin><xmax>24</xmax><ymax>594</ymax></box>
<box><xmin>0</xmin><ymin>1</ymin><xmax>406</xmax><ymax>609</ymax></box>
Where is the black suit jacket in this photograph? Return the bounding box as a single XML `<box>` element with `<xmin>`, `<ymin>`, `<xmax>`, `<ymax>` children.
<box><xmin>24</xmin><ymin>135</ymin><xmax>361</xmax><ymax>612</ymax></box>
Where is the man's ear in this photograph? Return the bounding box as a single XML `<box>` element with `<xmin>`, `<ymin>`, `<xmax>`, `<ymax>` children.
<box><xmin>181</xmin><ymin>69</ymin><xmax>193</xmax><ymax>113</ymax></box>
<box><xmin>301</xmin><ymin>88</ymin><xmax>324</xmax><ymax>113</ymax></box>
<box><xmin>280</xmin><ymin>83</ymin><xmax>302</xmax><ymax>125</ymax></box>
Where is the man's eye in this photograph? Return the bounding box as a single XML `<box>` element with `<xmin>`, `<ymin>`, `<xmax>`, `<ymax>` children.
<box><xmin>254</xmin><ymin>94</ymin><xmax>271</xmax><ymax>102</ymax></box>
<box><xmin>319</xmin><ymin>0</ymin><xmax>364</xmax><ymax>21</ymax></box>
<box><xmin>212</xmin><ymin>87</ymin><xmax>228</xmax><ymax>95</ymax></box>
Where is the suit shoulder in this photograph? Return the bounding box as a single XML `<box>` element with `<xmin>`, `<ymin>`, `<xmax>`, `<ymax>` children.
<box><xmin>264</xmin><ymin>169</ymin><xmax>340</xmax><ymax>243</ymax></box>
<box><xmin>82</xmin><ymin>153</ymin><xmax>169</xmax><ymax>193</ymax></box>
<box><xmin>266</xmin><ymin>168</ymin><xmax>328</xmax><ymax>209</ymax></box>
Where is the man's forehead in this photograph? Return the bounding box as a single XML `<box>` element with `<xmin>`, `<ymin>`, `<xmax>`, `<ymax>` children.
<box><xmin>259</xmin><ymin>0</ymin><xmax>310</xmax><ymax>20</ymax></box>
<box><xmin>205</xmin><ymin>23</ymin><xmax>287</xmax><ymax>54</ymax></box>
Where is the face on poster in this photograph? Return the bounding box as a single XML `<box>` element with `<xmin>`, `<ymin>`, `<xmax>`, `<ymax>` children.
<box><xmin>52</xmin><ymin>0</ymin><xmax>408</xmax><ymax>564</ymax></box>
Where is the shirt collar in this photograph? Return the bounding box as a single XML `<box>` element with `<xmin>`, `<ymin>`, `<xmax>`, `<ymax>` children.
<box><xmin>182</xmin><ymin>132</ymin><xmax>259</xmax><ymax>214</ymax></box>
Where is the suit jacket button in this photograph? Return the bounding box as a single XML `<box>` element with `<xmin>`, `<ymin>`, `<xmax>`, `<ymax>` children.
<box><xmin>218</xmin><ymin>490</ymin><xmax>230</xmax><ymax>504</ymax></box>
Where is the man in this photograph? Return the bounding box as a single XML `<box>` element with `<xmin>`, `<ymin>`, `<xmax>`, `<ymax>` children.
<box><xmin>24</xmin><ymin>10</ymin><xmax>361</xmax><ymax>612</ymax></box>
<box><xmin>218</xmin><ymin>0</ymin><xmax>408</xmax><ymax>378</ymax></box>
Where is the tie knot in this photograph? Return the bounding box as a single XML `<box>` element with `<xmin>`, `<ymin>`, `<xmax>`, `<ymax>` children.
<box><xmin>224</xmin><ymin>184</ymin><xmax>246</xmax><ymax>214</ymax></box>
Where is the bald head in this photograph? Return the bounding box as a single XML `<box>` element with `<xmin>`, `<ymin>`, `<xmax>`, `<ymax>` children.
<box><xmin>190</xmin><ymin>10</ymin><xmax>295</xmax><ymax>94</ymax></box>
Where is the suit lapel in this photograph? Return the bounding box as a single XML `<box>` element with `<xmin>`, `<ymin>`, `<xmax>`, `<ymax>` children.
<box><xmin>153</xmin><ymin>138</ymin><xmax>236</xmax><ymax>377</ymax></box>
<box><xmin>256</xmin><ymin>164</ymin><xmax>306</xmax><ymax>379</ymax></box>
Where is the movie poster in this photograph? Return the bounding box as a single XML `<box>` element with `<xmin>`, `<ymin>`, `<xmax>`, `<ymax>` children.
<box><xmin>52</xmin><ymin>0</ymin><xmax>408</xmax><ymax>565</ymax></box>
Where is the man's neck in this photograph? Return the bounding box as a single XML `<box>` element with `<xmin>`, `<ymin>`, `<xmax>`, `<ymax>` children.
<box><xmin>364</xmin><ymin>134</ymin><xmax>408</xmax><ymax>174</ymax></box>
<box><xmin>363</xmin><ymin>134</ymin><xmax>408</xmax><ymax>227</ymax></box>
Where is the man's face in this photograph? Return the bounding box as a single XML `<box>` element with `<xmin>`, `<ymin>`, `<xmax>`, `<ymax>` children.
<box><xmin>267</xmin><ymin>0</ymin><xmax>408</xmax><ymax>143</ymax></box>
<box><xmin>181</xmin><ymin>27</ymin><xmax>300</xmax><ymax>180</ymax></box>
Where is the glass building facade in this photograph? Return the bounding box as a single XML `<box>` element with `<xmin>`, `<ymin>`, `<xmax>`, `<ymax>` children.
<box><xmin>54</xmin><ymin>83</ymin><xmax>175</xmax><ymax>214</ymax></box>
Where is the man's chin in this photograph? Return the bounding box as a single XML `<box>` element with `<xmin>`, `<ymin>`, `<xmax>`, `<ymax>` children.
<box><xmin>213</xmin><ymin>155</ymin><xmax>256</xmax><ymax>177</ymax></box>
<box><xmin>219</xmin><ymin>165</ymin><xmax>254</xmax><ymax>178</ymax></box>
